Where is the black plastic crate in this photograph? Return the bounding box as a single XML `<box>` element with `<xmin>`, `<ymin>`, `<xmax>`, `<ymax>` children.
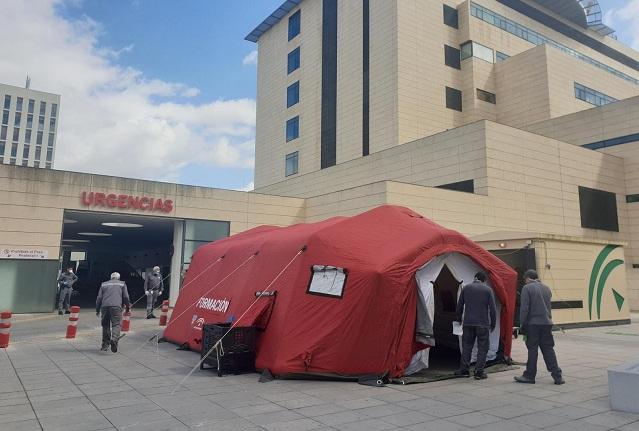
<box><xmin>200</xmin><ymin>323</ymin><xmax>256</xmax><ymax>376</ymax></box>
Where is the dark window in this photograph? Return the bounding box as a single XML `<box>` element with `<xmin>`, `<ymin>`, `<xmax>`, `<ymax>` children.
<box><xmin>287</xmin><ymin>81</ymin><xmax>300</xmax><ymax>108</ymax></box>
<box><xmin>578</xmin><ymin>186</ymin><xmax>619</xmax><ymax>232</ymax></box>
<box><xmin>574</xmin><ymin>83</ymin><xmax>617</xmax><ymax>107</ymax></box>
<box><xmin>496</xmin><ymin>51</ymin><xmax>510</xmax><ymax>62</ymax></box>
<box><xmin>288</xmin><ymin>10</ymin><xmax>301</xmax><ymax>41</ymax></box>
<box><xmin>443</xmin><ymin>4</ymin><xmax>458</xmax><ymax>29</ymax></box>
<box><xmin>285</xmin><ymin>151</ymin><xmax>299</xmax><ymax>176</ymax></box>
<box><xmin>286</xmin><ymin>116</ymin><xmax>299</xmax><ymax>142</ymax></box>
<box><xmin>583</xmin><ymin>133</ymin><xmax>639</xmax><ymax>150</ymax></box>
<box><xmin>22</xmin><ymin>145</ymin><xmax>30</xmax><ymax>159</ymax></box>
<box><xmin>287</xmin><ymin>47</ymin><xmax>301</xmax><ymax>74</ymax></box>
<box><xmin>627</xmin><ymin>194</ymin><xmax>639</xmax><ymax>203</ymax></box>
<box><xmin>3</xmin><ymin>95</ymin><xmax>10</xmax><ymax>110</ymax></box>
<box><xmin>436</xmin><ymin>179</ymin><xmax>474</xmax><ymax>193</ymax></box>
<box><xmin>28</xmin><ymin>99</ymin><xmax>34</xmax><ymax>114</ymax></box>
<box><xmin>551</xmin><ymin>301</ymin><xmax>583</xmax><ymax>310</ymax></box>
<box><xmin>445</xmin><ymin>87</ymin><xmax>462</xmax><ymax>111</ymax></box>
<box><xmin>39</xmin><ymin>101</ymin><xmax>46</xmax><ymax>115</ymax></box>
<box><xmin>477</xmin><ymin>88</ymin><xmax>496</xmax><ymax>104</ymax></box>
<box><xmin>321</xmin><ymin>0</ymin><xmax>338</xmax><ymax>169</ymax></box>
<box><xmin>444</xmin><ymin>45</ymin><xmax>461</xmax><ymax>69</ymax></box>
<box><xmin>633</xmin><ymin>264</ymin><xmax>639</xmax><ymax>269</ymax></box>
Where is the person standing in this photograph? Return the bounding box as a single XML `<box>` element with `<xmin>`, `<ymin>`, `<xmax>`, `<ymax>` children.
<box><xmin>454</xmin><ymin>271</ymin><xmax>497</xmax><ymax>380</ymax></box>
<box><xmin>96</xmin><ymin>272</ymin><xmax>130</xmax><ymax>353</ymax></box>
<box><xmin>57</xmin><ymin>267</ymin><xmax>78</xmax><ymax>315</ymax></box>
<box><xmin>144</xmin><ymin>266</ymin><xmax>164</xmax><ymax>319</ymax></box>
<box><xmin>515</xmin><ymin>270</ymin><xmax>564</xmax><ymax>385</ymax></box>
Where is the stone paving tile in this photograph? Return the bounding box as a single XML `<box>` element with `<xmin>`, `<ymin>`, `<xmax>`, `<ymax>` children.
<box><xmin>446</xmin><ymin>411</ymin><xmax>503</xmax><ymax>427</ymax></box>
<box><xmin>38</xmin><ymin>411</ymin><xmax>113</xmax><ymax>431</ymax></box>
<box><xmin>0</xmin><ymin>403</ymin><xmax>38</xmax><ymax>423</ymax></box>
<box><xmin>333</xmin><ymin>418</ymin><xmax>397</xmax><ymax>431</ymax></box>
<box><xmin>293</xmin><ymin>403</ymin><xmax>350</xmax><ymax>417</ymax></box>
<box><xmin>119</xmin><ymin>417</ymin><xmax>190</xmax><ymax>431</ymax></box>
<box><xmin>403</xmin><ymin>418</ymin><xmax>473</xmax><ymax>431</ymax></box>
<box><xmin>511</xmin><ymin>411</ymin><xmax>575</xmax><ymax>429</ymax></box>
<box><xmin>473</xmin><ymin>419</ymin><xmax>538</xmax><ymax>431</ymax></box>
<box><xmin>190</xmin><ymin>417</ymin><xmax>263</xmax><ymax>431</ymax></box>
<box><xmin>379</xmin><ymin>410</ymin><xmax>437</xmax><ymax>427</ymax></box>
<box><xmin>618</xmin><ymin>421</ymin><xmax>639</xmax><ymax>431</ymax></box>
<box><xmin>313</xmin><ymin>409</ymin><xmax>376</xmax><ymax>427</ymax></box>
<box><xmin>263</xmin><ymin>417</ymin><xmax>325</xmax><ymax>431</ymax></box>
<box><xmin>581</xmin><ymin>411</ymin><xmax>639</xmax><ymax>428</ymax></box>
<box><xmin>0</xmin><ymin>419</ymin><xmax>42</xmax><ymax>431</ymax></box>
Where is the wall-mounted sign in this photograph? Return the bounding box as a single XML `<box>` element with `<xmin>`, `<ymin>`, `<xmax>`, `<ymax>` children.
<box><xmin>80</xmin><ymin>191</ymin><xmax>174</xmax><ymax>213</ymax></box>
<box><xmin>0</xmin><ymin>248</ymin><xmax>48</xmax><ymax>260</ymax></box>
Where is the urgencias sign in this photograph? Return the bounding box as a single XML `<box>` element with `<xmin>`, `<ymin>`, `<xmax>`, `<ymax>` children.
<box><xmin>80</xmin><ymin>191</ymin><xmax>174</xmax><ymax>213</ymax></box>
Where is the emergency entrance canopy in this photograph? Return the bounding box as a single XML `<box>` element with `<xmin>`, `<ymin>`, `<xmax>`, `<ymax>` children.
<box><xmin>164</xmin><ymin>205</ymin><xmax>517</xmax><ymax>378</ymax></box>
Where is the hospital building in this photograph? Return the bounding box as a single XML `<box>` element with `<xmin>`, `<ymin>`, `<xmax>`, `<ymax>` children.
<box><xmin>1</xmin><ymin>0</ymin><xmax>638</xmax><ymax>329</ymax></box>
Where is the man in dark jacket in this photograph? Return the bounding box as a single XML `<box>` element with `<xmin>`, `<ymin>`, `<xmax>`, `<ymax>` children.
<box><xmin>96</xmin><ymin>272</ymin><xmax>130</xmax><ymax>353</ymax></box>
<box><xmin>144</xmin><ymin>266</ymin><xmax>164</xmax><ymax>319</ymax></box>
<box><xmin>454</xmin><ymin>271</ymin><xmax>497</xmax><ymax>380</ymax></box>
<box><xmin>515</xmin><ymin>270</ymin><xmax>564</xmax><ymax>385</ymax></box>
<box><xmin>57</xmin><ymin>267</ymin><xmax>78</xmax><ymax>315</ymax></box>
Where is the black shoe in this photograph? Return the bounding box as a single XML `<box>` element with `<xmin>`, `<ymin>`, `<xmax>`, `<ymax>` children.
<box><xmin>454</xmin><ymin>369</ymin><xmax>470</xmax><ymax>377</ymax></box>
<box><xmin>110</xmin><ymin>341</ymin><xmax>118</xmax><ymax>353</ymax></box>
<box><xmin>64</xmin><ymin>310</ymin><xmax>70</xmax><ymax>314</ymax></box>
<box><xmin>101</xmin><ymin>344</ymin><xmax>109</xmax><ymax>351</ymax></box>
<box><xmin>474</xmin><ymin>371</ymin><xmax>487</xmax><ymax>380</ymax></box>
<box><xmin>150</xmin><ymin>314</ymin><xmax>157</xmax><ymax>318</ymax></box>
<box><xmin>554</xmin><ymin>377</ymin><xmax>565</xmax><ymax>385</ymax></box>
<box><xmin>58</xmin><ymin>310</ymin><xmax>63</xmax><ymax>315</ymax></box>
<box><xmin>514</xmin><ymin>375</ymin><xmax>535</xmax><ymax>384</ymax></box>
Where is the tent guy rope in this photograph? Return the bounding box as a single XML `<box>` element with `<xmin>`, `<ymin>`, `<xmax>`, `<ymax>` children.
<box><xmin>170</xmin><ymin>245</ymin><xmax>307</xmax><ymax>395</ymax></box>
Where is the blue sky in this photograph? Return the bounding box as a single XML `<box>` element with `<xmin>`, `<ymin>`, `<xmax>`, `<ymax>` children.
<box><xmin>1</xmin><ymin>1</ymin><xmax>637</xmax><ymax>190</ymax></box>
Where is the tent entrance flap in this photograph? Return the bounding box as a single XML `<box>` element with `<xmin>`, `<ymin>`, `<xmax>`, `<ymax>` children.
<box><xmin>235</xmin><ymin>294</ymin><xmax>276</xmax><ymax>329</ymax></box>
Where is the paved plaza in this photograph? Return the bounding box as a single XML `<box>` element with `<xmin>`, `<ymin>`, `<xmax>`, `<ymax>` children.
<box><xmin>2</xmin><ymin>312</ymin><xmax>639</xmax><ymax>431</ymax></box>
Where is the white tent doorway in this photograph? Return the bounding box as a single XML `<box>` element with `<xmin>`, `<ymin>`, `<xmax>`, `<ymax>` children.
<box><xmin>406</xmin><ymin>252</ymin><xmax>502</xmax><ymax>375</ymax></box>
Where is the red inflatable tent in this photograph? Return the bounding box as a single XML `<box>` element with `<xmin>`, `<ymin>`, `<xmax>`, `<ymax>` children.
<box><xmin>163</xmin><ymin>205</ymin><xmax>517</xmax><ymax>378</ymax></box>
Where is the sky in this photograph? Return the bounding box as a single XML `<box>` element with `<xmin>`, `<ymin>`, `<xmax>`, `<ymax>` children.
<box><xmin>0</xmin><ymin>0</ymin><xmax>638</xmax><ymax>191</ymax></box>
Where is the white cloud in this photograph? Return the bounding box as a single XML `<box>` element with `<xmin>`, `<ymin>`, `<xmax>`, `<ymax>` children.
<box><xmin>0</xmin><ymin>0</ymin><xmax>256</xmax><ymax>183</ymax></box>
<box><xmin>242</xmin><ymin>50</ymin><xmax>258</xmax><ymax>66</ymax></box>
<box><xmin>236</xmin><ymin>181</ymin><xmax>254</xmax><ymax>192</ymax></box>
<box><xmin>605</xmin><ymin>0</ymin><xmax>639</xmax><ymax>50</ymax></box>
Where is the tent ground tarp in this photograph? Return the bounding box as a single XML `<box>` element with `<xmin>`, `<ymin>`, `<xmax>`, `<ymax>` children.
<box><xmin>163</xmin><ymin>205</ymin><xmax>517</xmax><ymax>378</ymax></box>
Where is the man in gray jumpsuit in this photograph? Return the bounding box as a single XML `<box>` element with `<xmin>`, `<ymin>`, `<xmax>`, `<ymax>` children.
<box><xmin>57</xmin><ymin>267</ymin><xmax>78</xmax><ymax>315</ymax></box>
<box><xmin>96</xmin><ymin>272</ymin><xmax>130</xmax><ymax>352</ymax></box>
<box><xmin>144</xmin><ymin>266</ymin><xmax>164</xmax><ymax>319</ymax></box>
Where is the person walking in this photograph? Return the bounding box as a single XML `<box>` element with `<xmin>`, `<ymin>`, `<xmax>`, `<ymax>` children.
<box><xmin>144</xmin><ymin>266</ymin><xmax>164</xmax><ymax>319</ymax></box>
<box><xmin>454</xmin><ymin>271</ymin><xmax>497</xmax><ymax>380</ymax></box>
<box><xmin>96</xmin><ymin>272</ymin><xmax>130</xmax><ymax>353</ymax></box>
<box><xmin>515</xmin><ymin>270</ymin><xmax>564</xmax><ymax>385</ymax></box>
<box><xmin>57</xmin><ymin>267</ymin><xmax>78</xmax><ymax>315</ymax></box>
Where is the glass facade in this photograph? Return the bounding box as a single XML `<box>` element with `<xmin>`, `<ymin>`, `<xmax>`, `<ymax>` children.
<box><xmin>461</xmin><ymin>40</ymin><xmax>494</xmax><ymax>63</ymax></box>
<box><xmin>0</xmin><ymin>260</ymin><xmax>59</xmax><ymax>313</ymax></box>
<box><xmin>182</xmin><ymin>219</ymin><xmax>230</xmax><ymax>266</ymax></box>
<box><xmin>496</xmin><ymin>51</ymin><xmax>510</xmax><ymax>62</ymax></box>
<box><xmin>470</xmin><ymin>2</ymin><xmax>639</xmax><ymax>85</ymax></box>
<box><xmin>574</xmin><ymin>83</ymin><xmax>617</xmax><ymax>107</ymax></box>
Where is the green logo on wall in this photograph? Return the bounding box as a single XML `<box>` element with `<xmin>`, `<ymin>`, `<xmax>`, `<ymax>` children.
<box><xmin>588</xmin><ymin>245</ymin><xmax>625</xmax><ymax>320</ymax></box>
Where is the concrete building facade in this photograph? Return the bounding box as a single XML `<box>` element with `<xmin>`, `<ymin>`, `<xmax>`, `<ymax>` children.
<box><xmin>1</xmin><ymin>83</ymin><xmax>61</xmax><ymax>169</ymax></box>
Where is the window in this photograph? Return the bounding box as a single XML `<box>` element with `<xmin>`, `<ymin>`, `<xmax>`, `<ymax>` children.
<box><xmin>39</xmin><ymin>101</ymin><xmax>46</xmax><ymax>115</ymax></box>
<box><xmin>288</xmin><ymin>47</ymin><xmax>301</xmax><ymax>74</ymax></box>
<box><xmin>443</xmin><ymin>4</ymin><xmax>458</xmax><ymax>29</ymax></box>
<box><xmin>16</xmin><ymin>97</ymin><xmax>23</xmax><ymax>112</ymax></box>
<box><xmin>12</xmin><ymin>128</ymin><xmax>20</xmax><ymax>142</ymax></box>
<box><xmin>470</xmin><ymin>2</ymin><xmax>639</xmax><ymax>85</ymax></box>
<box><xmin>444</xmin><ymin>45</ymin><xmax>461</xmax><ymax>69</ymax></box>
<box><xmin>477</xmin><ymin>88</ymin><xmax>496</xmax><ymax>104</ymax></box>
<box><xmin>25</xmin><ymin>130</ymin><xmax>31</xmax><ymax>143</ymax></box>
<box><xmin>51</xmin><ymin>103</ymin><xmax>58</xmax><ymax>118</ymax></box>
<box><xmin>286</xmin><ymin>116</ymin><xmax>299</xmax><ymax>142</ymax></box>
<box><xmin>46</xmin><ymin>148</ymin><xmax>53</xmax><ymax>162</ymax></box>
<box><xmin>36</xmin><ymin>131</ymin><xmax>43</xmax><ymax>145</ymax></box>
<box><xmin>28</xmin><ymin>99</ymin><xmax>34</xmax><ymax>114</ymax></box>
<box><xmin>26</xmin><ymin>114</ymin><xmax>33</xmax><ymax>129</ymax></box>
<box><xmin>496</xmin><ymin>51</ymin><xmax>510</xmax><ymax>62</ymax></box>
<box><xmin>445</xmin><ymin>87</ymin><xmax>462</xmax><ymax>111</ymax></box>
<box><xmin>460</xmin><ymin>41</ymin><xmax>494</xmax><ymax>63</ymax></box>
<box><xmin>22</xmin><ymin>145</ymin><xmax>30</xmax><ymax>159</ymax></box>
<box><xmin>35</xmin><ymin>146</ymin><xmax>41</xmax><ymax>160</ymax></box>
<box><xmin>48</xmin><ymin>133</ymin><xmax>54</xmax><ymax>146</ymax></box>
<box><xmin>287</xmin><ymin>81</ymin><xmax>300</xmax><ymax>108</ymax></box>
<box><xmin>2</xmin><ymin>110</ymin><xmax>8</xmax><ymax>125</ymax></box>
<box><xmin>14</xmin><ymin>112</ymin><xmax>21</xmax><ymax>127</ymax></box>
<box><xmin>38</xmin><ymin>116</ymin><xmax>44</xmax><ymax>131</ymax></box>
<box><xmin>11</xmin><ymin>143</ymin><xmax>18</xmax><ymax>158</ymax></box>
<box><xmin>45</xmin><ymin>162</ymin><xmax>51</xmax><ymax>169</ymax></box>
<box><xmin>583</xmin><ymin>133</ymin><xmax>639</xmax><ymax>150</ymax></box>
<box><xmin>21</xmin><ymin>160</ymin><xmax>28</xmax><ymax>167</ymax></box>
<box><xmin>182</xmin><ymin>219</ymin><xmax>230</xmax><ymax>264</ymax></box>
<box><xmin>50</xmin><ymin>117</ymin><xmax>56</xmax><ymax>131</ymax></box>
<box><xmin>285</xmin><ymin>151</ymin><xmax>299</xmax><ymax>176</ymax></box>
<box><xmin>436</xmin><ymin>179</ymin><xmax>474</xmax><ymax>193</ymax></box>
<box><xmin>307</xmin><ymin>265</ymin><xmax>347</xmax><ymax>298</ymax></box>
<box><xmin>288</xmin><ymin>10</ymin><xmax>301</xmax><ymax>41</ymax></box>
<box><xmin>627</xmin><ymin>194</ymin><xmax>639</xmax><ymax>203</ymax></box>
<box><xmin>578</xmin><ymin>186</ymin><xmax>619</xmax><ymax>232</ymax></box>
<box><xmin>574</xmin><ymin>83</ymin><xmax>617</xmax><ymax>107</ymax></box>
<box><xmin>3</xmin><ymin>95</ymin><xmax>10</xmax><ymax>110</ymax></box>
<box><xmin>0</xmin><ymin>125</ymin><xmax>6</xmax><ymax>140</ymax></box>
<box><xmin>34</xmin><ymin>161</ymin><xmax>39</xmax><ymax>168</ymax></box>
